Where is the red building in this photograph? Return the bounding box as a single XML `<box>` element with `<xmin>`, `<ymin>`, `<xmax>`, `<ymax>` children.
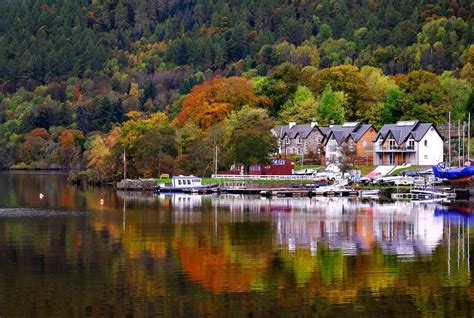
<box><xmin>222</xmin><ymin>159</ymin><xmax>295</xmax><ymax>176</ymax></box>
<box><xmin>249</xmin><ymin>159</ymin><xmax>294</xmax><ymax>175</ymax></box>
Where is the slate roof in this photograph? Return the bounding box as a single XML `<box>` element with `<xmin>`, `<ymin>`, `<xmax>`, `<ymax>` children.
<box><xmin>374</xmin><ymin>121</ymin><xmax>436</xmax><ymax>144</ymax></box>
<box><xmin>274</xmin><ymin>123</ymin><xmax>325</xmax><ymax>139</ymax></box>
<box><xmin>325</xmin><ymin>123</ymin><xmax>373</xmax><ymax>145</ymax></box>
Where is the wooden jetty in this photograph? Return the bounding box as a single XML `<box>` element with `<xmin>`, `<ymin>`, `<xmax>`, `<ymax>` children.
<box><xmin>226</xmin><ymin>187</ymin><xmax>361</xmax><ymax>198</ymax></box>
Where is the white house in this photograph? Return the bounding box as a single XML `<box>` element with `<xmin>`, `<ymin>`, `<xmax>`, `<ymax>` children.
<box><xmin>373</xmin><ymin>120</ymin><xmax>444</xmax><ymax>166</ymax></box>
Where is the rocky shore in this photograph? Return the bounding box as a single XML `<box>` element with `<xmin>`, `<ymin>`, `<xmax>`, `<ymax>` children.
<box><xmin>116</xmin><ymin>179</ymin><xmax>157</xmax><ymax>191</ymax></box>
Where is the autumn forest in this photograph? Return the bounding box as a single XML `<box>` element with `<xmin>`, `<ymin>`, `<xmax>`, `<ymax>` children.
<box><xmin>0</xmin><ymin>0</ymin><xmax>473</xmax><ymax>181</ymax></box>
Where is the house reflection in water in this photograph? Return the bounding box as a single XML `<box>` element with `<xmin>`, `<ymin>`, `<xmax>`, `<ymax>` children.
<box><xmin>272</xmin><ymin>199</ymin><xmax>444</xmax><ymax>259</ymax></box>
<box><xmin>148</xmin><ymin>194</ymin><xmax>450</xmax><ymax>259</ymax></box>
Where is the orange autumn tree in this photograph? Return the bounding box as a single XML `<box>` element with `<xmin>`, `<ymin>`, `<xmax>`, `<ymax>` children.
<box><xmin>59</xmin><ymin>129</ymin><xmax>84</xmax><ymax>169</ymax></box>
<box><xmin>174</xmin><ymin>76</ymin><xmax>269</xmax><ymax>129</ymax></box>
<box><xmin>19</xmin><ymin>128</ymin><xmax>51</xmax><ymax>165</ymax></box>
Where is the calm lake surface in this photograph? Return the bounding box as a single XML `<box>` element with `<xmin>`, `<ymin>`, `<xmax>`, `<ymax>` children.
<box><xmin>1</xmin><ymin>172</ymin><xmax>474</xmax><ymax>317</ymax></box>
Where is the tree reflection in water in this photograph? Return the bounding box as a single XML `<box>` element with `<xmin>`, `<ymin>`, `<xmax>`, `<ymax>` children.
<box><xmin>0</xmin><ymin>172</ymin><xmax>474</xmax><ymax>316</ymax></box>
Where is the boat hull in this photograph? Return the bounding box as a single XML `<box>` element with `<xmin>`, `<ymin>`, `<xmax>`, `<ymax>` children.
<box><xmin>448</xmin><ymin>176</ymin><xmax>472</xmax><ymax>188</ymax></box>
<box><xmin>156</xmin><ymin>184</ymin><xmax>219</xmax><ymax>193</ymax></box>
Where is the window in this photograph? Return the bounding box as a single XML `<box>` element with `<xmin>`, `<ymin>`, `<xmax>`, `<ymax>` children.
<box><xmin>424</xmin><ymin>140</ymin><xmax>428</xmax><ymax>147</ymax></box>
<box><xmin>297</xmin><ymin>136</ymin><xmax>302</xmax><ymax>144</ymax></box>
<box><xmin>407</xmin><ymin>138</ymin><xmax>415</xmax><ymax>150</ymax></box>
<box><xmin>285</xmin><ymin>137</ymin><xmax>290</xmax><ymax>145</ymax></box>
<box><xmin>388</xmin><ymin>153</ymin><xmax>394</xmax><ymax>165</ymax></box>
<box><xmin>388</xmin><ymin>138</ymin><xmax>396</xmax><ymax>150</ymax></box>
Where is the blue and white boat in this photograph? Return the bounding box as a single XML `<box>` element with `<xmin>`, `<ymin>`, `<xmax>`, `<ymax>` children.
<box><xmin>156</xmin><ymin>175</ymin><xmax>218</xmax><ymax>193</ymax></box>
<box><xmin>432</xmin><ymin>163</ymin><xmax>474</xmax><ymax>186</ymax></box>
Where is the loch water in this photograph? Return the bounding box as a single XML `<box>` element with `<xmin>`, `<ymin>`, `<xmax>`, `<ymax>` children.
<box><xmin>1</xmin><ymin>171</ymin><xmax>474</xmax><ymax>317</ymax></box>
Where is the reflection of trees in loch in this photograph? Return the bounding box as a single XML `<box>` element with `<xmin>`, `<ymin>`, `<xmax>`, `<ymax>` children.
<box><xmin>2</xmin><ymin>182</ymin><xmax>474</xmax><ymax>315</ymax></box>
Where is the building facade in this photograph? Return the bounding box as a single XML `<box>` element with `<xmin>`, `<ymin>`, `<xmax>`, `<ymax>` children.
<box><xmin>273</xmin><ymin>122</ymin><xmax>327</xmax><ymax>164</ymax></box>
<box><xmin>324</xmin><ymin>122</ymin><xmax>377</xmax><ymax>165</ymax></box>
<box><xmin>373</xmin><ymin>120</ymin><xmax>444</xmax><ymax>166</ymax></box>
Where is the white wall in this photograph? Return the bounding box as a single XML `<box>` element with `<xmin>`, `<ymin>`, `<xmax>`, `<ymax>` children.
<box><xmin>418</xmin><ymin>127</ymin><xmax>444</xmax><ymax>165</ymax></box>
<box><xmin>325</xmin><ymin>138</ymin><xmax>341</xmax><ymax>163</ymax></box>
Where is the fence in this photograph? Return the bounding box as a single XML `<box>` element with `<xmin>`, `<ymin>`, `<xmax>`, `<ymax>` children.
<box><xmin>211</xmin><ymin>174</ymin><xmax>315</xmax><ymax>180</ymax></box>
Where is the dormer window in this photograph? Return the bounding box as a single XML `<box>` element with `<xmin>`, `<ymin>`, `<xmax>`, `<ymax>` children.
<box><xmin>387</xmin><ymin>137</ymin><xmax>396</xmax><ymax>150</ymax></box>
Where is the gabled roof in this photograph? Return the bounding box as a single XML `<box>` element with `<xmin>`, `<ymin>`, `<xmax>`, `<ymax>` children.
<box><xmin>274</xmin><ymin>123</ymin><xmax>325</xmax><ymax>139</ymax></box>
<box><xmin>324</xmin><ymin>122</ymin><xmax>374</xmax><ymax>146</ymax></box>
<box><xmin>374</xmin><ymin>120</ymin><xmax>436</xmax><ymax>144</ymax></box>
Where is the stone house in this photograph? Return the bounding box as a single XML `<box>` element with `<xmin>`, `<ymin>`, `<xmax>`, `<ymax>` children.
<box><xmin>273</xmin><ymin>122</ymin><xmax>327</xmax><ymax>164</ymax></box>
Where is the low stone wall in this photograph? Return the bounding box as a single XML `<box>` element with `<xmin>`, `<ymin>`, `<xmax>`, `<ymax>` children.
<box><xmin>116</xmin><ymin>179</ymin><xmax>157</xmax><ymax>191</ymax></box>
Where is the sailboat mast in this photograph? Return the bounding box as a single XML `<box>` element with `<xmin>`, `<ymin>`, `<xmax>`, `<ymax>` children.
<box><xmin>448</xmin><ymin>112</ymin><xmax>451</xmax><ymax>165</ymax></box>
<box><xmin>458</xmin><ymin>120</ymin><xmax>461</xmax><ymax>167</ymax></box>
<box><xmin>123</xmin><ymin>148</ymin><xmax>127</xmax><ymax>179</ymax></box>
<box><xmin>469</xmin><ymin>113</ymin><xmax>471</xmax><ymax>162</ymax></box>
<box><xmin>214</xmin><ymin>145</ymin><xmax>218</xmax><ymax>175</ymax></box>
<box><xmin>462</xmin><ymin>121</ymin><xmax>465</xmax><ymax>164</ymax></box>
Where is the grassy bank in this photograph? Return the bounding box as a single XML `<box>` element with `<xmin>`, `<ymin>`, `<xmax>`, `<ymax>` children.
<box><xmin>295</xmin><ymin>164</ymin><xmax>376</xmax><ymax>175</ymax></box>
<box><xmin>156</xmin><ymin>178</ymin><xmax>314</xmax><ymax>184</ymax></box>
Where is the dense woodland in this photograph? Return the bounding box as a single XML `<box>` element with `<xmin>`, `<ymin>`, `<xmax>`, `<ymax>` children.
<box><xmin>0</xmin><ymin>0</ymin><xmax>473</xmax><ymax>180</ymax></box>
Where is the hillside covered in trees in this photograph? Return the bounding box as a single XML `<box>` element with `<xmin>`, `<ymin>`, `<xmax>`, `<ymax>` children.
<box><xmin>0</xmin><ymin>0</ymin><xmax>473</xmax><ymax>179</ymax></box>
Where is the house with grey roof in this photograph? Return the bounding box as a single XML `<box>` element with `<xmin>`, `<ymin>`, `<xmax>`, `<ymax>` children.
<box><xmin>323</xmin><ymin>122</ymin><xmax>378</xmax><ymax>165</ymax></box>
<box><xmin>273</xmin><ymin>122</ymin><xmax>326</xmax><ymax>164</ymax></box>
<box><xmin>374</xmin><ymin>120</ymin><xmax>443</xmax><ymax>166</ymax></box>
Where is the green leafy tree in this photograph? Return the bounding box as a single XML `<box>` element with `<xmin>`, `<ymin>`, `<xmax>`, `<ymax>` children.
<box><xmin>399</xmin><ymin>71</ymin><xmax>451</xmax><ymax>124</ymax></box>
<box><xmin>439</xmin><ymin>72</ymin><xmax>473</xmax><ymax>121</ymax></box>
<box><xmin>317</xmin><ymin>85</ymin><xmax>346</xmax><ymax>125</ymax></box>
<box><xmin>381</xmin><ymin>87</ymin><xmax>405</xmax><ymax>124</ymax></box>
<box><xmin>225</xmin><ymin>106</ymin><xmax>276</xmax><ymax>172</ymax></box>
<box><xmin>279</xmin><ymin>86</ymin><xmax>318</xmax><ymax>123</ymax></box>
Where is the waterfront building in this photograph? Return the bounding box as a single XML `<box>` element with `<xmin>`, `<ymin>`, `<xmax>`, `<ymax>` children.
<box><xmin>373</xmin><ymin>120</ymin><xmax>443</xmax><ymax>166</ymax></box>
<box><xmin>323</xmin><ymin>122</ymin><xmax>377</xmax><ymax>165</ymax></box>
<box><xmin>273</xmin><ymin>121</ymin><xmax>327</xmax><ymax>164</ymax></box>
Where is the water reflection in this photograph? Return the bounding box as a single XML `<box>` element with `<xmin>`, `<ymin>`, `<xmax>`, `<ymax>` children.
<box><xmin>1</xmin><ymin>172</ymin><xmax>474</xmax><ymax>316</ymax></box>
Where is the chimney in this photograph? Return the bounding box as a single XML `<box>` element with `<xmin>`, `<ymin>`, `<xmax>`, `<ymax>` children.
<box><xmin>311</xmin><ymin>121</ymin><xmax>318</xmax><ymax>128</ymax></box>
<box><xmin>289</xmin><ymin>122</ymin><xmax>296</xmax><ymax>129</ymax></box>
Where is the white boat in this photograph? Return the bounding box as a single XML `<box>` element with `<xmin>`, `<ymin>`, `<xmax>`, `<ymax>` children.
<box><xmin>156</xmin><ymin>176</ymin><xmax>218</xmax><ymax>193</ymax></box>
<box><xmin>313</xmin><ymin>179</ymin><xmax>354</xmax><ymax>195</ymax></box>
<box><xmin>391</xmin><ymin>188</ymin><xmax>456</xmax><ymax>201</ymax></box>
<box><xmin>359</xmin><ymin>189</ymin><xmax>380</xmax><ymax>199</ymax></box>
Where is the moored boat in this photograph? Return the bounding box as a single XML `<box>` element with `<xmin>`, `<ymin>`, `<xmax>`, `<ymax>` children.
<box><xmin>432</xmin><ymin>164</ymin><xmax>474</xmax><ymax>187</ymax></box>
<box><xmin>156</xmin><ymin>175</ymin><xmax>218</xmax><ymax>193</ymax></box>
<box><xmin>391</xmin><ymin>188</ymin><xmax>456</xmax><ymax>201</ymax></box>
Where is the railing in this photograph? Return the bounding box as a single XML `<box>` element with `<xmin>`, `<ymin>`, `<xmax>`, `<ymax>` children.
<box><xmin>211</xmin><ymin>174</ymin><xmax>315</xmax><ymax>180</ymax></box>
<box><xmin>374</xmin><ymin>145</ymin><xmax>416</xmax><ymax>152</ymax></box>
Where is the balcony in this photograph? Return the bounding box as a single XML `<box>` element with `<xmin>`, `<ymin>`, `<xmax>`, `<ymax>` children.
<box><xmin>374</xmin><ymin>145</ymin><xmax>416</xmax><ymax>152</ymax></box>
